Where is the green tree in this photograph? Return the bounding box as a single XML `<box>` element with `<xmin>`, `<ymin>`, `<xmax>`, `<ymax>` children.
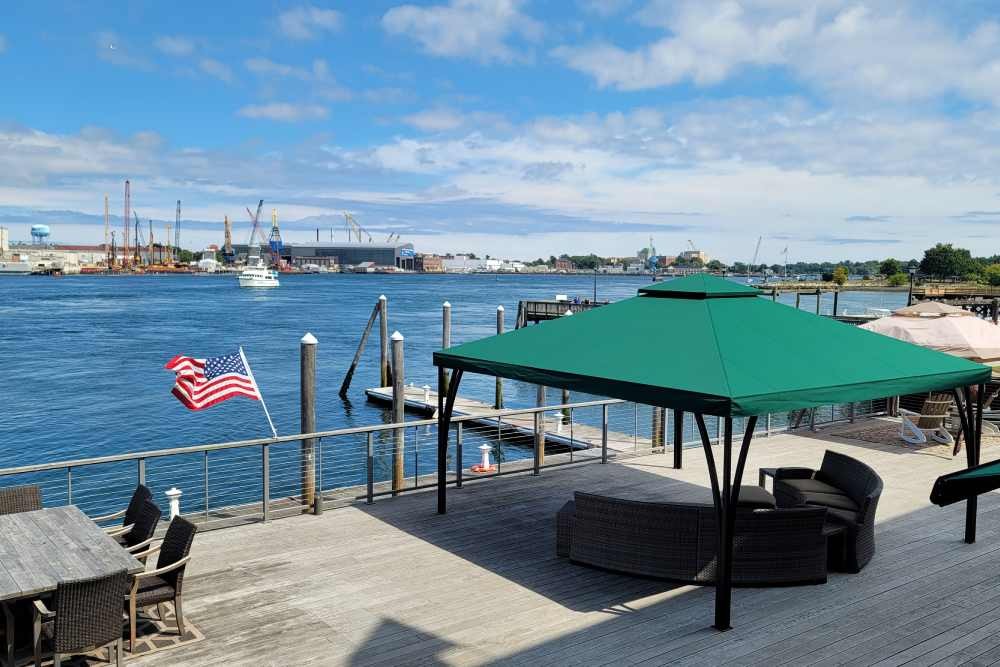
<box><xmin>984</xmin><ymin>264</ymin><xmax>1000</xmax><ymax>286</ymax></box>
<box><xmin>706</xmin><ymin>259</ymin><xmax>725</xmax><ymax>271</ymax></box>
<box><xmin>879</xmin><ymin>258</ymin><xmax>901</xmax><ymax>276</ymax></box>
<box><xmin>887</xmin><ymin>272</ymin><xmax>908</xmax><ymax>287</ymax></box>
<box><xmin>919</xmin><ymin>243</ymin><xmax>975</xmax><ymax>278</ymax></box>
<box><xmin>832</xmin><ymin>266</ymin><xmax>849</xmax><ymax>285</ymax></box>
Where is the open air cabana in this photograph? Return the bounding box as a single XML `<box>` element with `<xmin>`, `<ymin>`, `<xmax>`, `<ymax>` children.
<box><xmin>433</xmin><ymin>274</ymin><xmax>992</xmax><ymax>630</ymax></box>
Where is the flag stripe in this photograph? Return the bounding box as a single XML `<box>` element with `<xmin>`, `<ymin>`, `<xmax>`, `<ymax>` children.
<box><xmin>165</xmin><ymin>351</ymin><xmax>261</xmax><ymax>411</ymax></box>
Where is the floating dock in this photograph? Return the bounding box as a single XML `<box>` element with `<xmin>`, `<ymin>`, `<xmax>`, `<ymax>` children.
<box><xmin>365</xmin><ymin>385</ymin><xmax>654</xmax><ymax>457</ymax></box>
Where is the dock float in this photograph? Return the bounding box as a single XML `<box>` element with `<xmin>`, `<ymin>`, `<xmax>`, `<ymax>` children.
<box><xmin>365</xmin><ymin>385</ymin><xmax>654</xmax><ymax>456</ymax></box>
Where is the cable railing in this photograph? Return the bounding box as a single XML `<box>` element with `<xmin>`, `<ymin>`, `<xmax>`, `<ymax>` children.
<box><xmin>0</xmin><ymin>397</ymin><xmax>886</xmax><ymax>531</ymax></box>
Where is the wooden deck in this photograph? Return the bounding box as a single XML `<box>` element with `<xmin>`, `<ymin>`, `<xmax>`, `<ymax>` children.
<box><xmin>130</xmin><ymin>420</ymin><xmax>1000</xmax><ymax>666</ymax></box>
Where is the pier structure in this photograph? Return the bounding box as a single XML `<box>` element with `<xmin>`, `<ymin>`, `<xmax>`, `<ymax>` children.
<box><xmin>515</xmin><ymin>299</ymin><xmax>608</xmax><ymax>328</ymax></box>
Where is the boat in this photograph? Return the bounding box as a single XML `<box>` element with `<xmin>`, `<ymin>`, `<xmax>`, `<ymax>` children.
<box><xmin>238</xmin><ymin>253</ymin><xmax>279</xmax><ymax>288</ymax></box>
<box><xmin>0</xmin><ymin>260</ymin><xmax>32</xmax><ymax>275</ymax></box>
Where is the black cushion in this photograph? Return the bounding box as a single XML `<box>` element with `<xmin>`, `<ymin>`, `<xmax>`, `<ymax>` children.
<box><xmin>802</xmin><ymin>491</ymin><xmax>860</xmax><ymax>512</ymax></box>
<box><xmin>779</xmin><ymin>478</ymin><xmax>843</xmax><ymax>495</ymax></box>
<box><xmin>132</xmin><ymin>574</ymin><xmax>175</xmax><ymax>606</ymax></box>
<box><xmin>736</xmin><ymin>485</ymin><xmax>776</xmax><ymax>509</ymax></box>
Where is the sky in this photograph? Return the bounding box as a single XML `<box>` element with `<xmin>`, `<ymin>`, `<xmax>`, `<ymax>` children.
<box><xmin>1</xmin><ymin>0</ymin><xmax>1000</xmax><ymax>264</ymax></box>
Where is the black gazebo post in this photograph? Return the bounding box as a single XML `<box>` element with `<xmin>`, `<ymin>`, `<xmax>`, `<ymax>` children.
<box><xmin>952</xmin><ymin>383</ymin><xmax>986</xmax><ymax>543</ymax></box>
<box><xmin>696</xmin><ymin>413</ymin><xmax>758</xmax><ymax>630</ymax></box>
<box><xmin>436</xmin><ymin>367</ymin><xmax>463</xmax><ymax>515</ymax></box>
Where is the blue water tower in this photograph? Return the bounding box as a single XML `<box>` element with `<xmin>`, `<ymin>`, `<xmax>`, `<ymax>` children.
<box><xmin>30</xmin><ymin>224</ymin><xmax>51</xmax><ymax>245</ymax></box>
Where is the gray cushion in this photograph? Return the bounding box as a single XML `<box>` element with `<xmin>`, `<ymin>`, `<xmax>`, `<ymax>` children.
<box><xmin>825</xmin><ymin>507</ymin><xmax>860</xmax><ymax>525</ymax></box>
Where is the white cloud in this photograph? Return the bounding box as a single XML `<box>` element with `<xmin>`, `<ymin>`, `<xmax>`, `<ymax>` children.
<box><xmin>402</xmin><ymin>108</ymin><xmax>465</xmax><ymax>131</ymax></box>
<box><xmin>237</xmin><ymin>103</ymin><xmax>328</xmax><ymax>121</ymax></box>
<box><xmin>153</xmin><ymin>35</ymin><xmax>195</xmax><ymax>57</ymax></box>
<box><xmin>278</xmin><ymin>5</ymin><xmax>343</xmax><ymax>41</ymax></box>
<box><xmin>555</xmin><ymin>1</ymin><xmax>1000</xmax><ymax>106</ymax></box>
<box><xmin>245</xmin><ymin>57</ymin><xmax>312</xmax><ymax>80</ymax></box>
<box><xmin>382</xmin><ymin>0</ymin><xmax>543</xmax><ymax>64</ymax></box>
<box><xmin>577</xmin><ymin>0</ymin><xmax>630</xmax><ymax>16</ymax></box>
<box><xmin>199</xmin><ymin>58</ymin><xmax>234</xmax><ymax>83</ymax></box>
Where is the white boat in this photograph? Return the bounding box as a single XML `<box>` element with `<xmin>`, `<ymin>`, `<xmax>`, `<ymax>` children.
<box><xmin>0</xmin><ymin>260</ymin><xmax>32</xmax><ymax>275</ymax></box>
<box><xmin>238</xmin><ymin>254</ymin><xmax>279</xmax><ymax>288</ymax></box>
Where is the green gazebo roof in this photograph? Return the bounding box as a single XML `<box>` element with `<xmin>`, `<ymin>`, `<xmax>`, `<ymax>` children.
<box><xmin>434</xmin><ymin>275</ymin><xmax>990</xmax><ymax>416</ymax></box>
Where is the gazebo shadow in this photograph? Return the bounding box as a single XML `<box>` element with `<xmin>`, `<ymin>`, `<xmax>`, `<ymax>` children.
<box><xmin>357</xmin><ymin>460</ymin><xmax>723</xmax><ymax>614</ymax></box>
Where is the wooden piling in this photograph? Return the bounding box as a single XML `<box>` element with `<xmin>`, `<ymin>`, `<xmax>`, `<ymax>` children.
<box><xmin>391</xmin><ymin>331</ymin><xmax>405</xmax><ymax>494</ymax></box>
<box><xmin>534</xmin><ymin>385</ymin><xmax>545</xmax><ymax>473</ymax></box>
<box><xmin>794</xmin><ymin>292</ymin><xmax>801</xmax><ymax>309</ymax></box>
<box><xmin>379</xmin><ymin>295</ymin><xmax>390</xmax><ymax>387</ymax></box>
<box><xmin>651</xmin><ymin>406</ymin><xmax>664</xmax><ymax>453</ymax></box>
<box><xmin>561</xmin><ymin>388</ymin><xmax>571</xmax><ymax>424</ymax></box>
<box><xmin>300</xmin><ymin>333</ymin><xmax>318</xmax><ymax>512</ymax></box>
<box><xmin>815</xmin><ymin>289</ymin><xmax>821</xmax><ymax>315</ymax></box>
<box><xmin>832</xmin><ymin>289</ymin><xmax>839</xmax><ymax>317</ymax></box>
<box><xmin>495</xmin><ymin>306</ymin><xmax>504</xmax><ymax>409</ymax></box>
<box><xmin>339</xmin><ymin>302</ymin><xmax>380</xmax><ymax>397</ymax></box>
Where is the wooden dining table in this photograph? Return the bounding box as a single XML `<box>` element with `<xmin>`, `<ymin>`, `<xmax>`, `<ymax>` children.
<box><xmin>0</xmin><ymin>505</ymin><xmax>144</xmax><ymax>666</ymax></box>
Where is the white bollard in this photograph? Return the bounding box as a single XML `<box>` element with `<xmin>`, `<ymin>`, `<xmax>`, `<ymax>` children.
<box><xmin>479</xmin><ymin>444</ymin><xmax>492</xmax><ymax>470</ymax></box>
<box><xmin>165</xmin><ymin>487</ymin><xmax>182</xmax><ymax>519</ymax></box>
<box><xmin>423</xmin><ymin>384</ymin><xmax>431</xmax><ymax>403</ymax></box>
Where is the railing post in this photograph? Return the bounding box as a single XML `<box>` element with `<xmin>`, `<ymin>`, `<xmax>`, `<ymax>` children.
<box><xmin>262</xmin><ymin>444</ymin><xmax>270</xmax><ymax>521</ymax></box>
<box><xmin>673</xmin><ymin>410</ymin><xmax>684</xmax><ymax>469</ymax></box>
<box><xmin>601</xmin><ymin>404</ymin><xmax>609</xmax><ymax>464</ymax></box>
<box><xmin>455</xmin><ymin>423</ymin><xmax>463</xmax><ymax>488</ymax></box>
<box><xmin>366</xmin><ymin>432</ymin><xmax>375</xmax><ymax>504</ymax></box>
<box><xmin>533</xmin><ymin>385</ymin><xmax>545</xmax><ymax>474</ymax></box>
<box><xmin>66</xmin><ymin>466</ymin><xmax>72</xmax><ymax>506</ymax></box>
<box><xmin>413</xmin><ymin>427</ymin><xmax>419</xmax><ymax>488</ymax></box>
<box><xmin>391</xmin><ymin>331</ymin><xmax>406</xmax><ymax>495</ymax></box>
<box><xmin>203</xmin><ymin>450</ymin><xmax>209</xmax><ymax>521</ymax></box>
<box><xmin>766</xmin><ymin>412</ymin><xmax>772</xmax><ymax>437</ymax></box>
<box><xmin>137</xmin><ymin>459</ymin><xmax>146</xmax><ymax>486</ymax></box>
<box><xmin>569</xmin><ymin>408</ymin><xmax>575</xmax><ymax>463</ymax></box>
<box><xmin>442</xmin><ymin>301</ymin><xmax>451</xmax><ymax>397</ymax></box>
<box><xmin>315</xmin><ymin>438</ymin><xmax>324</xmax><ymax>515</ymax></box>
<box><xmin>301</xmin><ymin>332</ymin><xmax>318</xmax><ymax>512</ymax></box>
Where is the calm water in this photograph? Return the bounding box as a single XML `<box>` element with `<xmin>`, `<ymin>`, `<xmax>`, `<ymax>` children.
<box><xmin>0</xmin><ymin>273</ymin><xmax>906</xmax><ymax>468</ymax></box>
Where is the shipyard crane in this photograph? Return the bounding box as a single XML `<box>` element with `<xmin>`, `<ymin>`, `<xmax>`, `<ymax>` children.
<box><xmin>133</xmin><ymin>211</ymin><xmax>145</xmax><ymax>266</ymax></box>
<box><xmin>747</xmin><ymin>235</ymin><xmax>763</xmax><ymax>282</ymax></box>
<box><xmin>174</xmin><ymin>200</ymin><xmax>181</xmax><ymax>254</ymax></box>
<box><xmin>165</xmin><ymin>223</ymin><xmax>172</xmax><ymax>264</ymax></box>
<box><xmin>223</xmin><ymin>216</ymin><xmax>234</xmax><ymax>263</ymax></box>
<box><xmin>267</xmin><ymin>208</ymin><xmax>283</xmax><ymax>268</ymax></box>
<box><xmin>148</xmin><ymin>220</ymin><xmax>154</xmax><ymax>266</ymax></box>
<box><xmin>344</xmin><ymin>213</ymin><xmax>373</xmax><ymax>243</ymax></box>
<box><xmin>245</xmin><ymin>199</ymin><xmax>266</xmax><ymax>260</ymax></box>
<box><xmin>687</xmin><ymin>239</ymin><xmax>697</xmax><ymax>252</ymax></box>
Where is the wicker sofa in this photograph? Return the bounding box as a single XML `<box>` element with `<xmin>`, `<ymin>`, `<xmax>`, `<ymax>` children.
<box><xmin>556</xmin><ymin>489</ymin><xmax>829</xmax><ymax>586</ymax></box>
<box><xmin>773</xmin><ymin>450</ymin><xmax>883</xmax><ymax>573</ymax></box>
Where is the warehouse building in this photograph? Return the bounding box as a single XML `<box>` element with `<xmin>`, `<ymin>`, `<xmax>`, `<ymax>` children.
<box><xmin>233</xmin><ymin>241</ymin><xmax>416</xmax><ymax>270</ymax></box>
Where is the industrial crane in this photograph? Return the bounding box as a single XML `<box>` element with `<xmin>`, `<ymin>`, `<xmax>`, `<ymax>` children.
<box><xmin>344</xmin><ymin>213</ymin><xmax>373</xmax><ymax>243</ymax></box>
<box><xmin>267</xmin><ymin>209</ymin><xmax>283</xmax><ymax>268</ymax></box>
<box><xmin>687</xmin><ymin>239</ymin><xmax>697</xmax><ymax>252</ymax></box>
<box><xmin>245</xmin><ymin>200</ymin><xmax>266</xmax><ymax>260</ymax></box>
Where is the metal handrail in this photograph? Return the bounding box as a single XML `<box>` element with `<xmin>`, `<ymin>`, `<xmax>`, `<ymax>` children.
<box><xmin>0</xmin><ymin>398</ymin><xmax>626</xmax><ymax>477</ymax></box>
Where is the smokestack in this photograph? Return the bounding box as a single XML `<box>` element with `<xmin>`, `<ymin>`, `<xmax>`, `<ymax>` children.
<box><xmin>316</xmin><ymin>228</ymin><xmax>320</xmax><ymax>242</ymax></box>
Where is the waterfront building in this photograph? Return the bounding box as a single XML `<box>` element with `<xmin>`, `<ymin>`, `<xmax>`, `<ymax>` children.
<box><xmin>232</xmin><ymin>240</ymin><xmax>416</xmax><ymax>270</ymax></box>
<box><xmin>415</xmin><ymin>253</ymin><xmax>444</xmax><ymax>272</ymax></box>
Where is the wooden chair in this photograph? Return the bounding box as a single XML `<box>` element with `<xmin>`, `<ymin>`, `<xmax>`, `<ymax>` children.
<box><xmin>899</xmin><ymin>393</ymin><xmax>954</xmax><ymax>446</ymax></box>
<box><xmin>0</xmin><ymin>485</ymin><xmax>42</xmax><ymax>515</ymax></box>
<box><xmin>126</xmin><ymin>516</ymin><xmax>197</xmax><ymax>652</ymax></box>
<box><xmin>93</xmin><ymin>484</ymin><xmax>152</xmax><ymax>538</ymax></box>
<box><xmin>33</xmin><ymin>570</ymin><xmax>128</xmax><ymax>667</ymax></box>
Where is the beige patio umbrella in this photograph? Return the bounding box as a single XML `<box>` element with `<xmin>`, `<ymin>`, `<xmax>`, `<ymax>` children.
<box><xmin>861</xmin><ymin>309</ymin><xmax>1000</xmax><ymax>362</ymax></box>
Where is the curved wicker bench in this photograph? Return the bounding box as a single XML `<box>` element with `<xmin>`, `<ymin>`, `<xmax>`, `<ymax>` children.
<box><xmin>556</xmin><ymin>491</ymin><xmax>829</xmax><ymax>587</ymax></box>
<box><xmin>773</xmin><ymin>450</ymin><xmax>883</xmax><ymax>573</ymax></box>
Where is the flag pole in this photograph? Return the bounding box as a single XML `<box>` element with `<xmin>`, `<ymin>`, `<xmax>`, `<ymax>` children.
<box><xmin>239</xmin><ymin>346</ymin><xmax>277</xmax><ymax>438</ymax></box>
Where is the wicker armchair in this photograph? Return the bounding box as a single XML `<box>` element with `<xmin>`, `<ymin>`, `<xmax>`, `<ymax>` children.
<box><xmin>773</xmin><ymin>450</ymin><xmax>883</xmax><ymax>572</ymax></box>
<box><xmin>95</xmin><ymin>484</ymin><xmax>152</xmax><ymax>537</ymax></box>
<box><xmin>119</xmin><ymin>500</ymin><xmax>162</xmax><ymax>558</ymax></box>
<box><xmin>0</xmin><ymin>485</ymin><xmax>42</xmax><ymax>515</ymax></box>
<box><xmin>126</xmin><ymin>516</ymin><xmax>197</xmax><ymax>651</ymax></box>
<box><xmin>33</xmin><ymin>570</ymin><xmax>128</xmax><ymax>667</ymax></box>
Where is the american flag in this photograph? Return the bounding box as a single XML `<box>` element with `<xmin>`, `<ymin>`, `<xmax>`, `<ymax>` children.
<box><xmin>164</xmin><ymin>351</ymin><xmax>262</xmax><ymax>411</ymax></box>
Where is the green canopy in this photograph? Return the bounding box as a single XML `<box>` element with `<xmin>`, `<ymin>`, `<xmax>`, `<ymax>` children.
<box><xmin>434</xmin><ymin>274</ymin><xmax>990</xmax><ymax>416</ymax></box>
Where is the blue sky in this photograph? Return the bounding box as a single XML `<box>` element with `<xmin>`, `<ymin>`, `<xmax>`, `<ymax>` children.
<box><xmin>1</xmin><ymin>1</ymin><xmax>1000</xmax><ymax>263</ymax></box>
